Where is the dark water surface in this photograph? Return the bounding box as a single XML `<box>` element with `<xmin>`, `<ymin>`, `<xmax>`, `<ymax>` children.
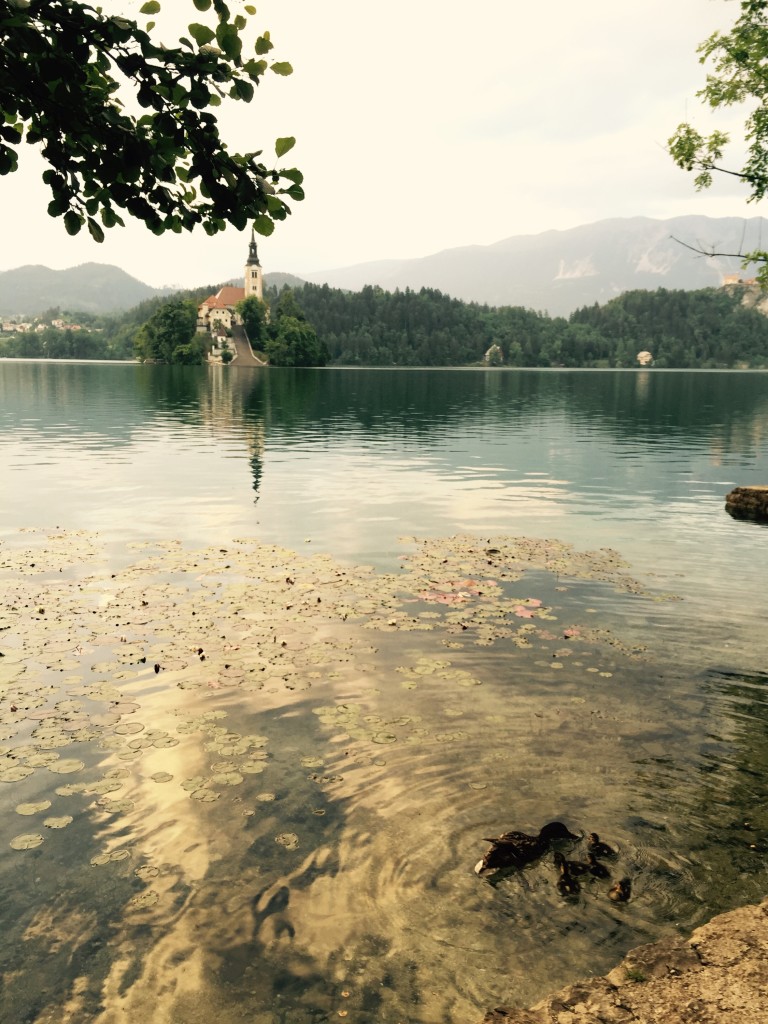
<box><xmin>1</xmin><ymin>362</ymin><xmax>767</xmax><ymax>1023</ymax></box>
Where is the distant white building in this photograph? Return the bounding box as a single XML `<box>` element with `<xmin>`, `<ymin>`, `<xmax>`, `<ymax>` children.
<box><xmin>484</xmin><ymin>343</ymin><xmax>503</xmax><ymax>365</ymax></box>
<box><xmin>636</xmin><ymin>350</ymin><xmax>653</xmax><ymax>366</ymax></box>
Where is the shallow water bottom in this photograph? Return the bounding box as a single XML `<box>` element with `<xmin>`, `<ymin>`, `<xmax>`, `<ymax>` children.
<box><xmin>1</xmin><ymin>530</ymin><xmax>767</xmax><ymax>1023</ymax></box>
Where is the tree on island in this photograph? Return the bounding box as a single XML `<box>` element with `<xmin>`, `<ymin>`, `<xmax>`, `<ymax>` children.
<box><xmin>264</xmin><ymin>288</ymin><xmax>328</xmax><ymax>366</ymax></box>
<box><xmin>235</xmin><ymin>295</ymin><xmax>269</xmax><ymax>349</ymax></box>
<box><xmin>134</xmin><ymin>298</ymin><xmax>203</xmax><ymax>363</ymax></box>
<box><xmin>669</xmin><ymin>1</ymin><xmax>768</xmax><ymax>278</ymax></box>
<box><xmin>0</xmin><ymin>0</ymin><xmax>303</xmax><ymax>241</ymax></box>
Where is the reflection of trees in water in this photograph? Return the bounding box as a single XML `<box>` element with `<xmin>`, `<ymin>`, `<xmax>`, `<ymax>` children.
<box><xmin>2</xmin><ymin>363</ymin><xmax>767</xmax><ymax>462</ymax></box>
<box><xmin>251</xmin><ymin>367</ymin><xmax>768</xmax><ymax>460</ymax></box>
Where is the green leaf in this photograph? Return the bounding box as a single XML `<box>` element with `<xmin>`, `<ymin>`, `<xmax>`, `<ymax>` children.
<box><xmin>216</xmin><ymin>22</ymin><xmax>241</xmax><ymax>59</ymax></box>
<box><xmin>283</xmin><ymin>183</ymin><xmax>305</xmax><ymax>201</ymax></box>
<box><xmin>244</xmin><ymin>58</ymin><xmax>268</xmax><ymax>79</ymax></box>
<box><xmin>64</xmin><ymin>211</ymin><xmax>82</xmax><ymax>236</ymax></box>
<box><xmin>270</xmin><ymin>62</ymin><xmax>293</xmax><ymax>76</ymax></box>
<box><xmin>189</xmin><ymin>23</ymin><xmax>216</xmax><ymax>46</ymax></box>
<box><xmin>140</xmin><ymin>1</ymin><xmax>161</xmax><ymax>13</ymax></box>
<box><xmin>275</xmin><ymin>136</ymin><xmax>296</xmax><ymax>158</ymax></box>
<box><xmin>265</xmin><ymin>193</ymin><xmax>285</xmax><ymax>214</ymax></box>
<box><xmin>280</xmin><ymin>167</ymin><xmax>303</xmax><ymax>185</ymax></box>
<box><xmin>193</xmin><ymin>0</ymin><xmax>212</xmax><ymax>9</ymax></box>
<box><xmin>255</xmin><ymin>33</ymin><xmax>273</xmax><ymax>55</ymax></box>
<box><xmin>245</xmin><ymin>4</ymin><xmax>256</xmax><ymax>13</ymax></box>
<box><xmin>47</xmin><ymin>195</ymin><xmax>69</xmax><ymax>217</ymax></box>
<box><xmin>87</xmin><ymin>217</ymin><xmax>105</xmax><ymax>243</ymax></box>
<box><xmin>252</xmin><ymin>215</ymin><xmax>275</xmax><ymax>236</ymax></box>
<box><xmin>232</xmin><ymin>79</ymin><xmax>254</xmax><ymax>102</ymax></box>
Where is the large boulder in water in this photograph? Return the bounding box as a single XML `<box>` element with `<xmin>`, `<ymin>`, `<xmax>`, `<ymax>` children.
<box><xmin>725</xmin><ymin>485</ymin><xmax>768</xmax><ymax>521</ymax></box>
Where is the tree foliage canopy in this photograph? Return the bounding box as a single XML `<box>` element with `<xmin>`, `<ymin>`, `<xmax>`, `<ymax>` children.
<box><xmin>668</xmin><ymin>1</ymin><xmax>768</xmax><ymax>272</ymax></box>
<box><xmin>0</xmin><ymin>0</ymin><xmax>303</xmax><ymax>241</ymax></box>
<box><xmin>268</xmin><ymin>281</ymin><xmax>768</xmax><ymax>369</ymax></box>
<box><xmin>134</xmin><ymin>296</ymin><xmax>201</xmax><ymax>362</ymax></box>
<box><xmin>264</xmin><ymin>287</ymin><xmax>327</xmax><ymax>366</ymax></box>
<box><xmin>235</xmin><ymin>294</ymin><xmax>268</xmax><ymax>346</ymax></box>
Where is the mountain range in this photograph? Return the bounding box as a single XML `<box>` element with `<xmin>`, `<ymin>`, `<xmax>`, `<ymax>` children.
<box><xmin>0</xmin><ymin>262</ymin><xmax>172</xmax><ymax>317</ymax></box>
<box><xmin>2</xmin><ymin>216</ymin><xmax>766</xmax><ymax>318</ymax></box>
<box><xmin>300</xmin><ymin>215</ymin><xmax>768</xmax><ymax>316</ymax></box>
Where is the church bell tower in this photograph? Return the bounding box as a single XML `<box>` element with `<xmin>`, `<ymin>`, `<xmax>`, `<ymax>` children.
<box><xmin>244</xmin><ymin>229</ymin><xmax>263</xmax><ymax>300</ymax></box>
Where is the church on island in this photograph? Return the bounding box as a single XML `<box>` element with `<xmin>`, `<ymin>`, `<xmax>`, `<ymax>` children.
<box><xmin>197</xmin><ymin>231</ymin><xmax>263</xmax><ymax>337</ymax></box>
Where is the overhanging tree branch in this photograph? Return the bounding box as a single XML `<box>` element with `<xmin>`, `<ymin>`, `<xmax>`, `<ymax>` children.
<box><xmin>670</xmin><ymin>1</ymin><xmax>768</xmax><ymax>282</ymax></box>
<box><xmin>0</xmin><ymin>0</ymin><xmax>303</xmax><ymax>240</ymax></box>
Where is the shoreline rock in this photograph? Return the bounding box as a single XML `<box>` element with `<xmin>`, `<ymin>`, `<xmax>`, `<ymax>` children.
<box><xmin>481</xmin><ymin>897</ymin><xmax>768</xmax><ymax>1023</ymax></box>
<box><xmin>725</xmin><ymin>485</ymin><xmax>768</xmax><ymax>521</ymax></box>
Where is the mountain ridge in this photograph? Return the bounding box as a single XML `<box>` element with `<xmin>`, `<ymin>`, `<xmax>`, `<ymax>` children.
<box><xmin>0</xmin><ymin>262</ymin><xmax>171</xmax><ymax>316</ymax></box>
<box><xmin>3</xmin><ymin>216</ymin><xmax>767</xmax><ymax>318</ymax></box>
<box><xmin>299</xmin><ymin>215</ymin><xmax>768</xmax><ymax>315</ymax></box>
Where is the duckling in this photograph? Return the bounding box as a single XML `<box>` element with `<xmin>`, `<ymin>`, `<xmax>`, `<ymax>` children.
<box><xmin>553</xmin><ymin>850</ymin><xmax>590</xmax><ymax>876</ymax></box>
<box><xmin>475</xmin><ymin>821</ymin><xmax>580</xmax><ymax>876</ymax></box>
<box><xmin>587</xmin><ymin>832</ymin><xmax>618</xmax><ymax>859</ymax></box>
<box><xmin>556</xmin><ymin>856</ymin><xmax>581</xmax><ymax>898</ymax></box>
<box><xmin>608</xmin><ymin>877</ymin><xmax>632</xmax><ymax>902</ymax></box>
<box><xmin>587</xmin><ymin>852</ymin><xmax>611</xmax><ymax>879</ymax></box>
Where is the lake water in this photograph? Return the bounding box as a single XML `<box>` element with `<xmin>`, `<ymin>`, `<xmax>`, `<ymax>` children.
<box><xmin>1</xmin><ymin>362</ymin><xmax>767</xmax><ymax>1024</ymax></box>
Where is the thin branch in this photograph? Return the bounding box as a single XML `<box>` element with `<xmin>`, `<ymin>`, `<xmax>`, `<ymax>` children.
<box><xmin>670</xmin><ymin>234</ymin><xmax>767</xmax><ymax>263</ymax></box>
<box><xmin>700</xmin><ymin>162</ymin><xmax>751</xmax><ymax>181</ymax></box>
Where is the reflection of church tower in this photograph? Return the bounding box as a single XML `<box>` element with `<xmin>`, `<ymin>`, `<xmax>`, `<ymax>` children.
<box><xmin>245</xmin><ymin>229</ymin><xmax>263</xmax><ymax>300</ymax></box>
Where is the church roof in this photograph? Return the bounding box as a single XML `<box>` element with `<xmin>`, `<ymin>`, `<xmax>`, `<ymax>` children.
<box><xmin>206</xmin><ymin>286</ymin><xmax>246</xmax><ymax>309</ymax></box>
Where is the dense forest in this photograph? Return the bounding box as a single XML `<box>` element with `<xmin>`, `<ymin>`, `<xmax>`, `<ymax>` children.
<box><xmin>1</xmin><ymin>282</ymin><xmax>767</xmax><ymax>368</ymax></box>
<box><xmin>268</xmin><ymin>282</ymin><xmax>768</xmax><ymax>368</ymax></box>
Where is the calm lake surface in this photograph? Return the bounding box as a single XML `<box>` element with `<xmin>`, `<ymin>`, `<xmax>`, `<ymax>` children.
<box><xmin>1</xmin><ymin>362</ymin><xmax>767</xmax><ymax>1024</ymax></box>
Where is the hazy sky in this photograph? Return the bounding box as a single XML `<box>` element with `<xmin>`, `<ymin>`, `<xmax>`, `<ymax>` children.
<box><xmin>0</xmin><ymin>0</ymin><xmax>757</xmax><ymax>287</ymax></box>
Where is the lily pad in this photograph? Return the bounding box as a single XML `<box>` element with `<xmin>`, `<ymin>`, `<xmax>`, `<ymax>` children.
<box><xmin>128</xmin><ymin>890</ymin><xmax>159</xmax><ymax>909</ymax></box>
<box><xmin>10</xmin><ymin>833</ymin><xmax>44</xmax><ymax>850</ymax></box>
<box><xmin>48</xmin><ymin>758</ymin><xmax>85</xmax><ymax>775</ymax></box>
<box><xmin>16</xmin><ymin>800</ymin><xmax>52</xmax><ymax>815</ymax></box>
<box><xmin>44</xmin><ymin>815</ymin><xmax>73</xmax><ymax>829</ymax></box>
<box><xmin>190</xmin><ymin>788</ymin><xmax>220</xmax><ymax>802</ymax></box>
<box><xmin>209</xmin><ymin>771</ymin><xmax>243</xmax><ymax>787</ymax></box>
<box><xmin>275</xmin><ymin>832</ymin><xmax>299</xmax><ymax>850</ymax></box>
<box><xmin>371</xmin><ymin>732</ymin><xmax>397</xmax><ymax>745</ymax></box>
<box><xmin>0</xmin><ymin>765</ymin><xmax>35</xmax><ymax>782</ymax></box>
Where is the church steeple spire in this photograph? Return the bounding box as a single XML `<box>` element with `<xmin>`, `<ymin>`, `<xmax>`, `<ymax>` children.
<box><xmin>244</xmin><ymin>228</ymin><xmax>264</xmax><ymax>300</ymax></box>
<box><xmin>246</xmin><ymin>229</ymin><xmax>261</xmax><ymax>267</ymax></box>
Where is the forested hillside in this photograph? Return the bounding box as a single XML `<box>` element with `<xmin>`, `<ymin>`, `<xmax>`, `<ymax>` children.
<box><xmin>270</xmin><ymin>283</ymin><xmax>768</xmax><ymax>368</ymax></box>
<box><xmin>0</xmin><ymin>284</ymin><xmax>222</xmax><ymax>361</ymax></box>
<box><xmin>2</xmin><ymin>280</ymin><xmax>767</xmax><ymax>367</ymax></box>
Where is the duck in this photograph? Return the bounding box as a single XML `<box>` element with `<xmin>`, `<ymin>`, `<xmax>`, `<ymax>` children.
<box><xmin>556</xmin><ymin>857</ymin><xmax>581</xmax><ymax>897</ymax></box>
<box><xmin>587</xmin><ymin>832</ymin><xmax>618</xmax><ymax>859</ymax></box>
<box><xmin>608</xmin><ymin>877</ymin><xmax>632</xmax><ymax>902</ymax></box>
<box><xmin>475</xmin><ymin>821</ymin><xmax>580</xmax><ymax>876</ymax></box>
<box><xmin>587</xmin><ymin>852</ymin><xmax>611</xmax><ymax>879</ymax></box>
<box><xmin>553</xmin><ymin>850</ymin><xmax>590</xmax><ymax>876</ymax></box>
